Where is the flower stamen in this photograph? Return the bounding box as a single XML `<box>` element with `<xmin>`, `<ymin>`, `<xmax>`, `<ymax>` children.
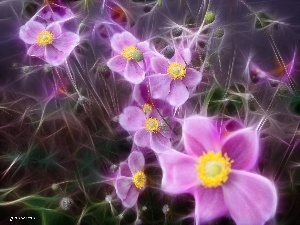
<box><xmin>142</xmin><ymin>103</ymin><xmax>153</xmax><ymax>114</ymax></box>
<box><xmin>196</xmin><ymin>151</ymin><xmax>233</xmax><ymax>188</ymax></box>
<box><xmin>167</xmin><ymin>62</ymin><xmax>186</xmax><ymax>80</ymax></box>
<box><xmin>144</xmin><ymin>117</ymin><xmax>160</xmax><ymax>133</ymax></box>
<box><xmin>36</xmin><ymin>31</ymin><xmax>54</xmax><ymax>46</ymax></box>
<box><xmin>133</xmin><ymin>171</ymin><xmax>146</xmax><ymax>189</ymax></box>
<box><xmin>121</xmin><ymin>45</ymin><xmax>142</xmax><ymax>60</ymax></box>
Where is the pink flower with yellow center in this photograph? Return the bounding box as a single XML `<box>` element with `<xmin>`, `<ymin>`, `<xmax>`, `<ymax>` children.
<box><xmin>115</xmin><ymin>151</ymin><xmax>146</xmax><ymax>208</ymax></box>
<box><xmin>118</xmin><ymin>104</ymin><xmax>173</xmax><ymax>153</ymax></box>
<box><xmin>157</xmin><ymin>116</ymin><xmax>277</xmax><ymax>225</ymax></box>
<box><xmin>19</xmin><ymin>21</ymin><xmax>79</xmax><ymax>66</ymax></box>
<box><xmin>148</xmin><ymin>47</ymin><xmax>202</xmax><ymax>107</ymax></box>
<box><xmin>107</xmin><ymin>31</ymin><xmax>155</xmax><ymax>84</ymax></box>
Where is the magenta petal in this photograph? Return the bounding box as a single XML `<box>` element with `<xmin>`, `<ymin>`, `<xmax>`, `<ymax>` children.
<box><xmin>122</xmin><ymin>185</ymin><xmax>140</xmax><ymax>208</ymax></box>
<box><xmin>118</xmin><ymin>162</ymin><xmax>132</xmax><ymax>177</ymax></box>
<box><xmin>148</xmin><ymin>74</ymin><xmax>171</xmax><ymax>99</ymax></box>
<box><xmin>46</xmin><ymin>23</ymin><xmax>61</xmax><ymax>37</ymax></box>
<box><xmin>183</xmin><ymin>116</ymin><xmax>220</xmax><ymax>157</ymax></box>
<box><xmin>124</xmin><ymin>61</ymin><xmax>145</xmax><ymax>84</ymax></box>
<box><xmin>158</xmin><ymin>149</ymin><xmax>199</xmax><ymax>194</ymax></box>
<box><xmin>151</xmin><ymin>57</ymin><xmax>169</xmax><ymax>74</ymax></box>
<box><xmin>107</xmin><ymin>55</ymin><xmax>127</xmax><ymax>74</ymax></box>
<box><xmin>27</xmin><ymin>44</ymin><xmax>45</xmax><ymax>57</ymax></box>
<box><xmin>167</xmin><ymin>80</ymin><xmax>189</xmax><ymax>107</ymax></box>
<box><xmin>111</xmin><ymin>32</ymin><xmax>138</xmax><ymax>53</ymax></box>
<box><xmin>223</xmin><ymin>170</ymin><xmax>277</xmax><ymax>225</ymax></box>
<box><xmin>19</xmin><ymin>21</ymin><xmax>44</xmax><ymax>44</ymax></box>
<box><xmin>194</xmin><ymin>187</ymin><xmax>227</xmax><ymax>224</ymax></box>
<box><xmin>119</xmin><ymin>106</ymin><xmax>145</xmax><ymax>132</ymax></box>
<box><xmin>134</xmin><ymin>129</ymin><xmax>150</xmax><ymax>147</ymax></box>
<box><xmin>115</xmin><ymin>177</ymin><xmax>133</xmax><ymax>200</ymax></box>
<box><xmin>128</xmin><ymin>151</ymin><xmax>145</xmax><ymax>174</ymax></box>
<box><xmin>221</xmin><ymin>128</ymin><xmax>259</xmax><ymax>170</ymax></box>
<box><xmin>45</xmin><ymin>45</ymin><xmax>65</xmax><ymax>66</ymax></box>
<box><xmin>150</xmin><ymin>133</ymin><xmax>171</xmax><ymax>152</ymax></box>
<box><xmin>182</xmin><ymin>68</ymin><xmax>202</xmax><ymax>87</ymax></box>
<box><xmin>52</xmin><ymin>31</ymin><xmax>79</xmax><ymax>53</ymax></box>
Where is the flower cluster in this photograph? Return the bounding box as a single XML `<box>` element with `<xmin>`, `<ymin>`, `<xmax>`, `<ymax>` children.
<box><xmin>109</xmin><ymin>29</ymin><xmax>277</xmax><ymax>224</ymax></box>
<box><xmin>13</xmin><ymin>1</ymin><xmax>295</xmax><ymax>225</ymax></box>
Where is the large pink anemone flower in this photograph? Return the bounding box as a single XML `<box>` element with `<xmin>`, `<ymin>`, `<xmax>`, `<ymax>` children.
<box><xmin>19</xmin><ymin>21</ymin><xmax>79</xmax><ymax>66</ymax></box>
<box><xmin>158</xmin><ymin>116</ymin><xmax>277</xmax><ymax>225</ymax></box>
<box><xmin>115</xmin><ymin>151</ymin><xmax>146</xmax><ymax>208</ymax></box>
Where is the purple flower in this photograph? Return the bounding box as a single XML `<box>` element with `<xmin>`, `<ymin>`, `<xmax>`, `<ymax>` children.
<box><xmin>148</xmin><ymin>47</ymin><xmax>202</xmax><ymax>107</ymax></box>
<box><xmin>119</xmin><ymin>104</ymin><xmax>172</xmax><ymax>152</ymax></box>
<box><xmin>157</xmin><ymin>116</ymin><xmax>277</xmax><ymax>225</ymax></box>
<box><xmin>107</xmin><ymin>31</ymin><xmax>155</xmax><ymax>84</ymax></box>
<box><xmin>115</xmin><ymin>151</ymin><xmax>146</xmax><ymax>208</ymax></box>
<box><xmin>19</xmin><ymin>21</ymin><xmax>79</xmax><ymax>66</ymax></box>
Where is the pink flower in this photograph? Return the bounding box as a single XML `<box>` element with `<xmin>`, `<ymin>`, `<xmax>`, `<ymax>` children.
<box><xmin>107</xmin><ymin>31</ymin><xmax>155</xmax><ymax>84</ymax></box>
<box><xmin>118</xmin><ymin>104</ymin><xmax>172</xmax><ymax>152</ymax></box>
<box><xmin>157</xmin><ymin>116</ymin><xmax>277</xmax><ymax>225</ymax></box>
<box><xmin>115</xmin><ymin>151</ymin><xmax>146</xmax><ymax>208</ymax></box>
<box><xmin>148</xmin><ymin>47</ymin><xmax>202</xmax><ymax>107</ymax></box>
<box><xmin>19</xmin><ymin>21</ymin><xmax>79</xmax><ymax>66</ymax></box>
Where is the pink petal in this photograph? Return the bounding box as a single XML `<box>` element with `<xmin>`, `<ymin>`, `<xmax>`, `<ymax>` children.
<box><xmin>136</xmin><ymin>41</ymin><xmax>150</xmax><ymax>53</ymax></box>
<box><xmin>124</xmin><ymin>61</ymin><xmax>145</xmax><ymax>84</ymax></box>
<box><xmin>119</xmin><ymin>106</ymin><xmax>145</xmax><ymax>132</ymax></box>
<box><xmin>132</xmin><ymin>83</ymin><xmax>149</xmax><ymax>106</ymax></box>
<box><xmin>115</xmin><ymin>177</ymin><xmax>133</xmax><ymax>200</ymax></box>
<box><xmin>118</xmin><ymin>162</ymin><xmax>132</xmax><ymax>177</ymax></box>
<box><xmin>107</xmin><ymin>55</ymin><xmax>127</xmax><ymax>74</ymax></box>
<box><xmin>183</xmin><ymin>116</ymin><xmax>220</xmax><ymax>157</ymax></box>
<box><xmin>27</xmin><ymin>44</ymin><xmax>45</xmax><ymax>57</ymax></box>
<box><xmin>221</xmin><ymin>127</ymin><xmax>259</xmax><ymax>170</ymax></box>
<box><xmin>52</xmin><ymin>31</ymin><xmax>79</xmax><ymax>54</ymax></box>
<box><xmin>134</xmin><ymin>129</ymin><xmax>150</xmax><ymax>147</ymax></box>
<box><xmin>45</xmin><ymin>45</ymin><xmax>65</xmax><ymax>66</ymax></box>
<box><xmin>122</xmin><ymin>185</ymin><xmax>140</xmax><ymax>208</ymax></box>
<box><xmin>151</xmin><ymin>57</ymin><xmax>169</xmax><ymax>74</ymax></box>
<box><xmin>182</xmin><ymin>68</ymin><xmax>202</xmax><ymax>88</ymax></box>
<box><xmin>148</xmin><ymin>74</ymin><xmax>171</xmax><ymax>99</ymax></box>
<box><xmin>158</xmin><ymin>149</ymin><xmax>199</xmax><ymax>194</ymax></box>
<box><xmin>167</xmin><ymin>80</ymin><xmax>189</xmax><ymax>107</ymax></box>
<box><xmin>46</xmin><ymin>23</ymin><xmax>62</xmax><ymax>37</ymax></box>
<box><xmin>19</xmin><ymin>21</ymin><xmax>45</xmax><ymax>44</ymax></box>
<box><xmin>111</xmin><ymin>32</ymin><xmax>138</xmax><ymax>53</ymax></box>
<box><xmin>174</xmin><ymin>48</ymin><xmax>191</xmax><ymax>65</ymax></box>
<box><xmin>150</xmin><ymin>133</ymin><xmax>171</xmax><ymax>153</ymax></box>
<box><xmin>222</xmin><ymin>170</ymin><xmax>277</xmax><ymax>225</ymax></box>
<box><xmin>128</xmin><ymin>151</ymin><xmax>145</xmax><ymax>174</ymax></box>
<box><xmin>194</xmin><ymin>187</ymin><xmax>227</xmax><ymax>224</ymax></box>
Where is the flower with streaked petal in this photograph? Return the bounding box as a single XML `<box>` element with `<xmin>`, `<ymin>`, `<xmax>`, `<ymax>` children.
<box><xmin>115</xmin><ymin>151</ymin><xmax>146</xmax><ymax>208</ymax></box>
<box><xmin>158</xmin><ymin>115</ymin><xmax>277</xmax><ymax>225</ymax></box>
<box><xmin>19</xmin><ymin>20</ymin><xmax>79</xmax><ymax>66</ymax></box>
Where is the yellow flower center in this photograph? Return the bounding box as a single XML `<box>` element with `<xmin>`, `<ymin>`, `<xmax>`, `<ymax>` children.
<box><xmin>121</xmin><ymin>45</ymin><xmax>139</xmax><ymax>60</ymax></box>
<box><xmin>167</xmin><ymin>62</ymin><xmax>186</xmax><ymax>80</ymax></box>
<box><xmin>36</xmin><ymin>31</ymin><xmax>54</xmax><ymax>46</ymax></box>
<box><xmin>132</xmin><ymin>171</ymin><xmax>146</xmax><ymax>189</ymax></box>
<box><xmin>142</xmin><ymin>103</ymin><xmax>153</xmax><ymax>114</ymax></box>
<box><xmin>196</xmin><ymin>151</ymin><xmax>233</xmax><ymax>188</ymax></box>
<box><xmin>144</xmin><ymin>117</ymin><xmax>160</xmax><ymax>133</ymax></box>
